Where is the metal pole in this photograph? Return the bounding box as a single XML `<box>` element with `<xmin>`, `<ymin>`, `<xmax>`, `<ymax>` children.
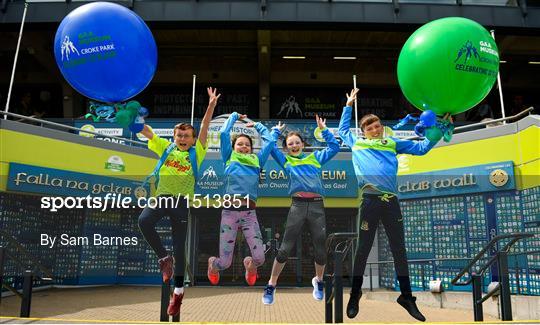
<box><xmin>20</xmin><ymin>270</ymin><xmax>32</xmax><ymax>317</ymax></box>
<box><xmin>472</xmin><ymin>274</ymin><xmax>484</xmax><ymax>322</ymax></box>
<box><xmin>184</xmin><ymin>209</ymin><xmax>193</xmax><ymax>286</ymax></box>
<box><xmin>353</xmin><ymin>75</ymin><xmax>358</xmax><ymax>136</ymax></box>
<box><xmin>4</xmin><ymin>2</ymin><xmax>28</xmax><ymax>119</ymax></box>
<box><xmin>334</xmin><ymin>251</ymin><xmax>344</xmax><ymax>323</ymax></box>
<box><xmin>324</xmin><ymin>274</ymin><xmax>333</xmax><ymax>323</ymax></box>
<box><xmin>490</xmin><ymin>30</ymin><xmax>506</xmax><ymax>123</ymax></box>
<box><xmin>498</xmin><ymin>251</ymin><xmax>513</xmax><ymax>321</ymax></box>
<box><xmin>369</xmin><ymin>264</ymin><xmax>373</xmax><ymax>292</ymax></box>
<box><xmin>160</xmin><ymin>282</ymin><xmax>169</xmax><ymax>322</ymax></box>
<box><xmin>190</xmin><ymin>75</ymin><xmax>196</xmax><ymax>126</ymax></box>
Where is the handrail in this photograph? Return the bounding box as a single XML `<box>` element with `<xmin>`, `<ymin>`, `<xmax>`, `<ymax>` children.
<box><xmin>0</xmin><ymin>110</ymin><xmax>146</xmax><ymax>146</ymax></box>
<box><xmin>325</xmin><ymin>232</ymin><xmax>357</xmax><ymax>255</ymax></box>
<box><xmin>368</xmin><ymin>256</ymin><xmax>470</xmax><ymax>266</ymax></box>
<box><xmin>324</xmin><ymin>232</ymin><xmax>356</xmax><ymax>324</ymax></box>
<box><xmin>2</xmin><ymin>282</ymin><xmax>23</xmax><ymax>298</ymax></box>
<box><xmin>404</xmin><ymin>107</ymin><xmax>534</xmax><ymax>140</ymax></box>
<box><xmin>478</xmin><ymin>282</ymin><xmax>501</xmax><ymax>304</ymax></box>
<box><xmin>451</xmin><ymin>233</ymin><xmax>533</xmax><ymax>286</ymax></box>
<box><xmin>365</xmin><ymin>249</ymin><xmax>540</xmax><ymax>268</ymax></box>
<box><xmin>452</xmin><ymin>107</ymin><xmax>533</xmax><ymax>132</ymax></box>
<box><xmin>0</xmin><ymin>229</ymin><xmax>54</xmax><ymax>280</ymax></box>
<box><xmin>1</xmin><ymin>107</ymin><xmax>535</xmax><ymax>150</ymax></box>
<box><xmin>471</xmin><ymin>235</ymin><xmax>532</xmax><ymax>282</ymax></box>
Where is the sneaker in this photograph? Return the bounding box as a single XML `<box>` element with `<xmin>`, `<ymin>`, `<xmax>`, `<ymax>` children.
<box><xmin>244</xmin><ymin>257</ymin><xmax>257</xmax><ymax>286</ymax></box>
<box><xmin>346</xmin><ymin>291</ymin><xmax>362</xmax><ymax>319</ymax></box>
<box><xmin>245</xmin><ymin>269</ymin><xmax>257</xmax><ymax>286</ymax></box>
<box><xmin>262</xmin><ymin>284</ymin><xmax>276</xmax><ymax>305</ymax></box>
<box><xmin>397</xmin><ymin>294</ymin><xmax>426</xmax><ymax>322</ymax></box>
<box><xmin>167</xmin><ymin>292</ymin><xmax>183</xmax><ymax>316</ymax></box>
<box><xmin>158</xmin><ymin>255</ymin><xmax>173</xmax><ymax>283</ymax></box>
<box><xmin>311</xmin><ymin>277</ymin><xmax>324</xmax><ymax>301</ymax></box>
<box><xmin>207</xmin><ymin>257</ymin><xmax>220</xmax><ymax>285</ymax></box>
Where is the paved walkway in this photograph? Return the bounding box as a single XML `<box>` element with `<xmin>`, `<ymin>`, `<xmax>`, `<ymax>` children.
<box><xmin>0</xmin><ymin>286</ymin><xmax>495</xmax><ymax>323</ymax></box>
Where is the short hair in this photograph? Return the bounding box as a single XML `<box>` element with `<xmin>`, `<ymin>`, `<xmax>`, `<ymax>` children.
<box><xmin>360</xmin><ymin>114</ymin><xmax>381</xmax><ymax>131</ymax></box>
<box><xmin>173</xmin><ymin>123</ymin><xmax>196</xmax><ymax>138</ymax></box>
<box><xmin>232</xmin><ymin>134</ymin><xmax>253</xmax><ymax>149</ymax></box>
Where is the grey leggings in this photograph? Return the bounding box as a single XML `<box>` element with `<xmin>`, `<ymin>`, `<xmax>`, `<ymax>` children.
<box><xmin>276</xmin><ymin>198</ymin><xmax>327</xmax><ymax>265</ymax></box>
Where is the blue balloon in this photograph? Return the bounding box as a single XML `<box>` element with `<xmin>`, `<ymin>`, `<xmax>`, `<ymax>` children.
<box><xmin>129</xmin><ymin>122</ymin><xmax>144</xmax><ymax>134</ymax></box>
<box><xmin>420</xmin><ymin>110</ymin><xmax>437</xmax><ymax>127</ymax></box>
<box><xmin>138</xmin><ymin>106</ymin><xmax>149</xmax><ymax>118</ymax></box>
<box><xmin>129</xmin><ymin>115</ymin><xmax>146</xmax><ymax>133</ymax></box>
<box><xmin>54</xmin><ymin>2</ymin><xmax>157</xmax><ymax>103</ymax></box>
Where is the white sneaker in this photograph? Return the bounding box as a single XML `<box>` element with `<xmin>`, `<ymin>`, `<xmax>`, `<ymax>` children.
<box><xmin>312</xmin><ymin>277</ymin><xmax>324</xmax><ymax>301</ymax></box>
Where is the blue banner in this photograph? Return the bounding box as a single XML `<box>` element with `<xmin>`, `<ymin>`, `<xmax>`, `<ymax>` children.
<box><xmin>7</xmin><ymin>162</ymin><xmax>149</xmax><ymax>199</ymax></box>
<box><xmin>196</xmin><ymin>157</ymin><xmax>358</xmax><ymax>198</ymax></box>
<box><xmin>397</xmin><ymin>161</ymin><xmax>515</xmax><ymax>199</ymax></box>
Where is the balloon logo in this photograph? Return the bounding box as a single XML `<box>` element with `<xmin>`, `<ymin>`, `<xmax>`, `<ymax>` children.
<box><xmin>397</xmin><ymin>17</ymin><xmax>499</xmax><ymax>116</ymax></box>
<box><xmin>54</xmin><ymin>2</ymin><xmax>157</xmax><ymax>103</ymax></box>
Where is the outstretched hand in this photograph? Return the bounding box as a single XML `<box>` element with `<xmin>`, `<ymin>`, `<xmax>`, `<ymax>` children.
<box><xmin>207</xmin><ymin>87</ymin><xmax>221</xmax><ymax>109</ymax></box>
<box><xmin>315</xmin><ymin>114</ymin><xmax>326</xmax><ymax>129</ymax></box>
<box><xmin>273</xmin><ymin>121</ymin><xmax>286</xmax><ymax>132</ymax></box>
<box><xmin>442</xmin><ymin>113</ymin><xmax>454</xmax><ymax>123</ymax></box>
<box><xmin>346</xmin><ymin>88</ymin><xmax>359</xmax><ymax>107</ymax></box>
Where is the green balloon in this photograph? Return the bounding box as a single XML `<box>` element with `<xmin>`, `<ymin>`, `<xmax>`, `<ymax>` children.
<box><xmin>115</xmin><ymin>109</ymin><xmax>132</xmax><ymax>127</ymax></box>
<box><xmin>398</xmin><ymin>17</ymin><xmax>499</xmax><ymax>116</ymax></box>
<box><xmin>125</xmin><ymin>101</ymin><xmax>140</xmax><ymax>118</ymax></box>
<box><xmin>425</xmin><ymin>126</ymin><xmax>443</xmax><ymax>142</ymax></box>
<box><xmin>126</xmin><ymin>100</ymin><xmax>141</xmax><ymax>113</ymax></box>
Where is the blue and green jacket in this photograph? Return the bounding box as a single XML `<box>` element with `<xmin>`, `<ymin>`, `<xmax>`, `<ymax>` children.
<box><xmin>220</xmin><ymin>112</ymin><xmax>278</xmax><ymax>201</ymax></box>
<box><xmin>338</xmin><ymin>106</ymin><xmax>438</xmax><ymax>194</ymax></box>
<box><xmin>271</xmin><ymin>128</ymin><xmax>340</xmax><ymax>197</ymax></box>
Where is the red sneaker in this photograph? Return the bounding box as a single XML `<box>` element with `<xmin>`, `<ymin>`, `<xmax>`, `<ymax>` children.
<box><xmin>243</xmin><ymin>256</ymin><xmax>257</xmax><ymax>286</ymax></box>
<box><xmin>245</xmin><ymin>269</ymin><xmax>258</xmax><ymax>286</ymax></box>
<box><xmin>207</xmin><ymin>256</ymin><xmax>220</xmax><ymax>285</ymax></box>
<box><xmin>158</xmin><ymin>255</ymin><xmax>174</xmax><ymax>283</ymax></box>
<box><xmin>167</xmin><ymin>292</ymin><xmax>183</xmax><ymax>316</ymax></box>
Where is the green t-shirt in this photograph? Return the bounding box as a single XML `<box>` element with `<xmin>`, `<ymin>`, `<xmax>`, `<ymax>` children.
<box><xmin>148</xmin><ymin>135</ymin><xmax>208</xmax><ymax>197</ymax></box>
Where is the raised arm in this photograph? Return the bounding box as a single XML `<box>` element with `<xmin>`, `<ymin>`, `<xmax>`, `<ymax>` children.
<box><xmin>198</xmin><ymin>87</ymin><xmax>221</xmax><ymax>147</ymax></box>
<box><xmin>140</xmin><ymin>124</ymin><xmax>155</xmax><ymax>141</ymax></box>
<box><xmin>253</xmin><ymin>122</ymin><xmax>279</xmax><ymax>166</ymax></box>
<box><xmin>313</xmin><ymin>115</ymin><xmax>340</xmax><ymax>165</ymax></box>
<box><xmin>269</xmin><ymin>122</ymin><xmax>287</xmax><ymax>169</ymax></box>
<box><xmin>338</xmin><ymin>88</ymin><xmax>359</xmax><ymax>148</ymax></box>
<box><xmin>219</xmin><ymin>112</ymin><xmax>242</xmax><ymax>162</ymax></box>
